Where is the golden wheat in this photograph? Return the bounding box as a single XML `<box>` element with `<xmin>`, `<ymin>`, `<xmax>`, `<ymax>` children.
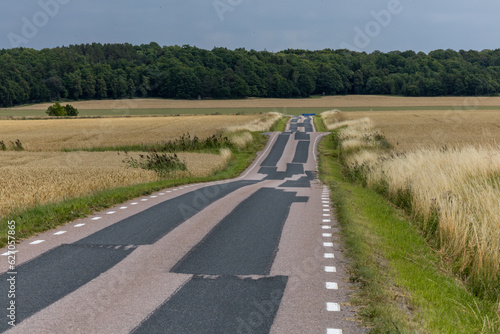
<box><xmin>334</xmin><ymin>109</ymin><xmax>500</xmax><ymax>151</ymax></box>
<box><xmin>328</xmin><ymin>115</ymin><xmax>500</xmax><ymax>295</ymax></box>
<box><xmin>0</xmin><ymin>115</ymin><xmax>265</xmax><ymax>151</ymax></box>
<box><xmin>0</xmin><ymin>150</ymin><xmax>231</xmax><ymax>217</ymax></box>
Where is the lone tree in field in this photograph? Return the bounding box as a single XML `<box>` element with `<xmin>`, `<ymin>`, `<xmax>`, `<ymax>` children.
<box><xmin>46</xmin><ymin>102</ymin><xmax>79</xmax><ymax>116</ymax></box>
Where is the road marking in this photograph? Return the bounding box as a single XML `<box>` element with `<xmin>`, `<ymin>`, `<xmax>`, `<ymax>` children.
<box><xmin>91</xmin><ymin>217</ymin><xmax>102</xmax><ymax>221</ymax></box>
<box><xmin>327</xmin><ymin>303</ymin><xmax>340</xmax><ymax>312</ymax></box>
<box><xmin>323</xmin><ymin>242</ymin><xmax>334</xmax><ymax>247</ymax></box>
<box><xmin>322</xmin><ymin>233</ymin><xmax>332</xmax><ymax>237</ymax></box>
<box><xmin>323</xmin><ymin>219</ymin><xmax>331</xmax><ymax>223</ymax></box>
<box><xmin>322</xmin><ymin>225</ymin><xmax>332</xmax><ymax>229</ymax></box>
<box><xmin>324</xmin><ymin>253</ymin><xmax>335</xmax><ymax>259</ymax></box>
<box><xmin>74</xmin><ymin>224</ymin><xmax>85</xmax><ymax>227</ymax></box>
<box><xmin>166</xmin><ymin>191</ymin><xmax>172</xmax><ymax>193</ymax></box>
<box><xmin>131</xmin><ymin>202</ymin><xmax>138</xmax><ymax>205</ymax></box>
<box><xmin>323</xmin><ymin>204</ymin><xmax>329</xmax><ymax>207</ymax></box>
<box><xmin>30</xmin><ymin>240</ymin><xmax>45</xmax><ymax>245</ymax></box>
<box><xmin>1</xmin><ymin>251</ymin><xmax>18</xmax><ymax>256</ymax></box>
<box><xmin>150</xmin><ymin>195</ymin><xmax>158</xmax><ymax>198</ymax></box>
<box><xmin>327</xmin><ymin>329</ymin><xmax>342</xmax><ymax>334</ymax></box>
<box><xmin>323</xmin><ymin>214</ymin><xmax>331</xmax><ymax>217</ymax></box>
<box><xmin>53</xmin><ymin>231</ymin><xmax>67</xmax><ymax>235</ymax></box>
<box><xmin>322</xmin><ymin>201</ymin><xmax>329</xmax><ymax>204</ymax></box>
<box><xmin>173</xmin><ymin>189</ymin><xmax>178</xmax><ymax>191</ymax></box>
<box><xmin>159</xmin><ymin>193</ymin><xmax>165</xmax><ymax>195</ymax></box>
<box><xmin>120</xmin><ymin>206</ymin><xmax>128</xmax><ymax>210</ymax></box>
<box><xmin>106</xmin><ymin>211</ymin><xmax>116</xmax><ymax>215</ymax></box>
<box><xmin>141</xmin><ymin>199</ymin><xmax>148</xmax><ymax>202</ymax></box>
<box><xmin>240</xmin><ymin>132</ymin><xmax>279</xmax><ymax>178</ymax></box>
<box><xmin>326</xmin><ymin>282</ymin><xmax>339</xmax><ymax>290</ymax></box>
<box><xmin>323</xmin><ymin>209</ymin><xmax>330</xmax><ymax>211</ymax></box>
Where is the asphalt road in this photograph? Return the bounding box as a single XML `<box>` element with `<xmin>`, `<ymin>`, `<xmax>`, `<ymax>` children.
<box><xmin>0</xmin><ymin>116</ymin><xmax>364</xmax><ymax>334</ymax></box>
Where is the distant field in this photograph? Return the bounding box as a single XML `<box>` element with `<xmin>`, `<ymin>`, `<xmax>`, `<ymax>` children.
<box><xmin>335</xmin><ymin>109</ymin><xmax>500</xmax><ymax>151</ymax></box>
<box><xmin>0</xmin><ymin>107</ymin><xmax>330</xmax><ymax>117</ymax></box>
<box><xmin>3</xmin><ymin>95</ymin><xmax>500</xmax><ymax>117</ymax></box>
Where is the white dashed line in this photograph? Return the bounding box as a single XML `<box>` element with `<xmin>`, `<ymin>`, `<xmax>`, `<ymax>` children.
<box><xmin>327</xmin><ymin>303</ymin><xmax>340</xmax><ymax>312</ymax></box>
<box><xmin>30</xmin><ymin>240</ymin><xmax>45</xmax><ymax>245</ymax></box>
<box><xmin>131</xmin><ymin>202</ymin><xmax>138</xmax><ymax>205</ymax></box>
<box><xmin>74</xmin><ymin>224</ymin><xmax>85</xmax><ymax>227</ymax></box>
<box><xmin>325</xmin><ymin>266</ymin><xmax>336</xmax><ymax>273</ymax></box>
<box><xmin>91</xmin><ymin>217</ymin><xmax>102</xmax><ymax>221</ymax></box>
<box><xmin>323</xmin><ymin>242</ymin><xmax>334</xmax><ymax>247</ymax></box>
<box><xmin>166</xmin><ymin>191</ymin><xmax>172</xmax><ymax>193</ymax></box>
<box><xmin>322</xmin><ymin>201</ymin><xmax>329</xmax><ymax>204</ymax></box>
<box><xmin>141</xmin><ymin>199</ymin><xmax>148</xmax><ymax>202</ymax></box>
<box><xmin>323</xmin><ymin>214</ymin><xmax>331</xmax><ymax>217</ymax></box>
<box><xmin>1</xmin><ymin>251</ymin><xmax>18</xmax><ymax>256</ymax></box>
<box><xmin>322</xmin><ymin>233</ymin><xmax>332</xmax><ymax>237</ymax></box>
<box><xmin>107</xmin><ymin>211</ymin><xmax>116</xmax><ymax>215</ymax></box>
<box><xmin>150</xmin><ymin>195</ymin><xmax>158</xmax><ymax>198</ymax></box>
<box><xmin>173</xmin><ymin>189</ymin><xmax>178</xmax><ymax>191</ymax></box>
<box><xmin>326</xmin><ymin>282</ymin><xmax>339</xmax><ymax>290</ymax></box>
<box><xmin>323</xmin><ymin>204</ymin><xmax>329</xmax><ymax>207</ymax></box>
<box><xmin>53</xmin><ymin>231</ymin><xmax>67</xmax><ymax>235</ymax></box>
<box><xmin>324</xmin><ymin>253</ymin><xmax>335</xmax><ymax>259</ymax></box>
<box><xmin>322</xmin><ymin>225</ymin><xmax>332</xmax><ymax>229</ymax></box>
<box><xmin>120</xmin><ymin>207</ymin><xmax>128</xmax><ymax>210</ymax></box>
<box><xmin>322</xmin><ymin>219</ymin><xmax>331</xmax><ymax>223</ymax></box>
<box><xmin>323</xmin><ymin>209</ymin><xmax>330</xmax><ymax>212</ymax></box>
<box><xmin>327</xmin><ymin>329</ymin><xmax>342</xmax><ymax>334</ymax></box>
<box><xmin>159</xmin><ymin>193</ymin><xmax>165</xmax><ymax>195</ymax></box>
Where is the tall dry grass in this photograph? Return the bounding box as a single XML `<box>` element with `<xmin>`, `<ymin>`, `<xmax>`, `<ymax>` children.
<box><xmin>325</xmin><ymin>113</ymin><xmax>500</xmax><ymax>298</ymax></box>
<box><xmin>225</xmin><ymin>112</ymin><xmax>282</xmax><ymax>132</ymax></box>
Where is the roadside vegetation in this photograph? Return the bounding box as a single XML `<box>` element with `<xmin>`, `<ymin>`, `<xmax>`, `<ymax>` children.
<box><xmin>317</xmin><ymin>112</ymin><xmax>500</xmax><ymax>332</ymax></box>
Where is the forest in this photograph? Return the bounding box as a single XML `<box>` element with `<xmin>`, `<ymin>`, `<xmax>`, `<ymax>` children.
<box><xmin>1</xmin><ymin>42</ymin><xmax>500</xmax><ymax>107</ymax></box>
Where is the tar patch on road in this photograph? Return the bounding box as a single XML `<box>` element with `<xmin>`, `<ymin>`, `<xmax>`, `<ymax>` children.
<box><xmin>0</xmin><ymin>244</ymin><xmax>135</xmax><ymax>333</ymax></box>
<box><xmin>75</xmin><ymin>180</ymin><xmax>257</xmax><ymax>246</ymax></box>
<box><xmin>131</xmin><ymin>275</ymin><xmax>288</xmax><ymax>334</ymax></box>
<box><xmin>172</xmin><ymin>188</ymin><xmax>308</xmax><ymax>276</ymax></box>
<box><xmin>292</xmin><ymin>141</ymin><xmax>310</xmax><ymax>163</ymax></box>
<box><xmin>260</xmin><ymin>134</ymin><xmax>290</xmax><ymax>167</ymax></box>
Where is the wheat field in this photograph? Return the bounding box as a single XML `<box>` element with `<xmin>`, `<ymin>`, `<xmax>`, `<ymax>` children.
<box><xmin>0</xmin><ymin>150</ymin><xmax>232</xmax><ymax>217</ymax></box>
<box><xmin>0</xmin><ymin>113</ymin><xmax>280</xmax><ymax>217</ymax></box>
<box><xmin>330</xmin><ymin>109</ymin><xmax>500</xmax><ymax>151</ymax></box>
<box><xmin>322</xmin><ymin>111</ymin><xmax>500</xmax><ymax>297</ymax></box>
<box><xmin>0</xmin><ymin>114</ymin><xmax>266</xmax><ymax>151</ymax></box>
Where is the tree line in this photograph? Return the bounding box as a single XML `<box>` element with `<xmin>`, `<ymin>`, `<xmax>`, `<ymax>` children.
<box><xmin>1</xmin><ymin>42</ymin><xmax>500</xmax><ymax>107</ymax></box>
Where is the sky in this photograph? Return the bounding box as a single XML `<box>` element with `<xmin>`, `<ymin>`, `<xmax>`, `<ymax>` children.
<box><xmin>1</xmin><ymin>0</ymin><xmax>500</xmax><ymax>53</ymax></box>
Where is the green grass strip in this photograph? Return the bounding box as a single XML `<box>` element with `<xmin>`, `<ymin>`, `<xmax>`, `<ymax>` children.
<box><xmin>313</xmin><ymin>115</ymin><xmax>328</xmax><ymax>132</ymax></box>
<box><xmin>1</xmin><ymin>132</ymin><xmax>267</xmax><ymax>248</ymax></box>
<box><xmin>317</xmin><ymin>134</ymin><xmax>500</xmax><ymax>334</ymax></box>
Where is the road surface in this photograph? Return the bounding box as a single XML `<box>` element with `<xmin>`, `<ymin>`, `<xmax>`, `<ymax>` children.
<box><xmin>0</xmin><ymin>116</ymin><xmax>364</xmax><ymax>334</ymax></box>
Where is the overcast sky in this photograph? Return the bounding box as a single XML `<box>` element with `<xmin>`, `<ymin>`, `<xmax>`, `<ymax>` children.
<box><xmin>1</xmin><ymin>0</ymin><xmax>499</xmax><ymax>53</ymax></box>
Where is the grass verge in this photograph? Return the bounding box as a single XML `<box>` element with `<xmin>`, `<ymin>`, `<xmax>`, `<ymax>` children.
<box><xmin>318</xmin><ymin>134</ymin><xmax>500</xmax><ymax>334</ymax></box>
<box><xmin>1</xmin><ymin>132</ymin><xmax>267</xmax><ymax>248</ymax></box>
<box><xmin>313</xmin><ymin>115</ymin><xmax>328</xmax><ymax>132</ymax></box>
